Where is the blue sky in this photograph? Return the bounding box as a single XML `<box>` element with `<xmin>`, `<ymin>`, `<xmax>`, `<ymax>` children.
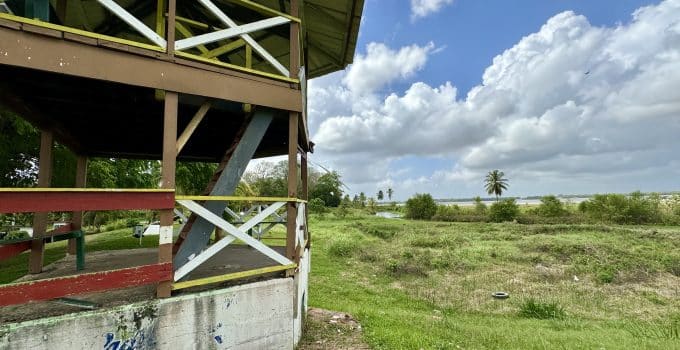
<box><xmin>298</xmin><ymin>0</ymin><xmax>680</xmax><ymax>200</ymax></box>
<box><xmin>361</xmin><ymin>0</ymin><xmax>658</xmax><ymax>96</ymax></box>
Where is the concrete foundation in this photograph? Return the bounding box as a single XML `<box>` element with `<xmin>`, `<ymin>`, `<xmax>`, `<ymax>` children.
<box><xmin>0</xmin><ymin>248</ymin><xmax>311</xmax><ymax>350</ymax></box>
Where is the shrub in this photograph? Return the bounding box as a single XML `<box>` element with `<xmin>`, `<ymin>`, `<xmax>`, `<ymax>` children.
<box><xmin>579</xmin><ymin>192</ymin><xmax>662</xmax><ymax>224</ymax></box>
<box><xmin>519</xmin><ymin>298</ymin><xmax>566</xmax><ymax>319</ymax></box>
<box><xmin>489</xmin><ymin>199</ymin><xmax>519</xmax><ymax>222</ymax></box>
<box><xmin>3</xmin><ymin>230</ymin><xmax>29</xmax><ymax>241</ymax></box>
<box><xmin>537</xmin><ymin>195</ymin><xmax>567</xmax><ymax>217</ymax></box>
<box><xmin>405</xmin><ymin>193</ymin><xmax>437</xmax><ymax>220</ymax></box>
<box><xmin>308</xmin><ymin>198</ymin><xmax>326</xmax><ymax>214</ymax></box>
<box><xmin>328</xmin><ymin>237</ymin><xmax>358</xmax><ymax>257</ymax></box>
<box><xmin>474</xmin><ymin>196</ymin><xmax>487</xmax><ymax>214</ymax></box>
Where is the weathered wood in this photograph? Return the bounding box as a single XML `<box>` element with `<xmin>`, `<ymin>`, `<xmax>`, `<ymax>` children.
<box><xmin>286</xmin><ymin>113</ymin><xmax>299</xmax><ymax>261</ymax></box>
<box><xmin>176</xmin><ymin>101</ymin><xmax>211</xmax><ymax>155</ymax></box>
<box><xmin>173</xmin><ymin>111</ymin><xmax>273</xmax><ymax>267</ymax></box>
<box><xmin>167</xmin><ymin>0</ymin><xmax>176</xmax><ymax>56</ymax></box>
<box><xmin>68</xmin><ymin>155</ymin><xmax>87</xmax><ymax>255</ymax></box>
<box><xmin>29</xmin><ymin>130</ymin><xmax>53</xmax><ymax>274</ymax></box>
<box><xmin>0</xmin><ymin>263</ymin><xmax>173</xmax><ymax>307</ymax></box>
<box><xmin>174</xmin><ymin>200</ymin><xmax>291</xmax><ymax>281</ymax></box>
<box><xmin>158</xmin><ymin>91</ymin><xmax>178</xmax><ymax>298</ymax></box>
<box><xmin>172</xmin><ymin>263</ymin><xmax>296</xmax><ymax>290</ymax></box>
<box><xmin>0</xmin><ymin>242</ymin><xmax>31</xmax><ymax>261</ymax></box>
<box><xmin>0</xmin><ymin>190</ymin><xmax>175</xmax><ymax>213</ymax></box>
<box><xmin>290</xmin><ymin>0</ymin><xmax>300</xmax><ymax>79</ymax></box>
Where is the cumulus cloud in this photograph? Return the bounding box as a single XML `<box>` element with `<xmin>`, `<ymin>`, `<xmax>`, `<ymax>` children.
<box><xmin>342</xmin><ymin>42</ymin><xmax>435</xmax><ymax>96</ymax></box>
<box><xmin>410</xmin><ymin>0</ymin><xmax>454</xmax><ymax>20</ymax></box>
<box><xmin>310</xmin><ymin>0</ymin><xmax>680</xmax><ymax>198</ymax></box>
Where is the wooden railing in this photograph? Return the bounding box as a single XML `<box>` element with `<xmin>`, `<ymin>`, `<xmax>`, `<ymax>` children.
<box><xmin>0</xmin><ymin>0</ymin><xmax>302</xmax><ymax>82</ymax></box>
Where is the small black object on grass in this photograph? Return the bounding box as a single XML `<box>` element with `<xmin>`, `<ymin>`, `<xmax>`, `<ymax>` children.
<box><xmin>492</xmin><ymin>291</ymin><xmax>509</xmax><ymax>299</ymax></box>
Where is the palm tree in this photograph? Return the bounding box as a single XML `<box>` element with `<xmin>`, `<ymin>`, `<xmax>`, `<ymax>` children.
<box><xmin>387</xmin><ymin>188</ymin><xmax>394</xmax><ymax>201</ymax></box>
<box><xmin>485</xmin><ymin>170</ymin><xmax>508</xmax><ymax>201</ymax></box>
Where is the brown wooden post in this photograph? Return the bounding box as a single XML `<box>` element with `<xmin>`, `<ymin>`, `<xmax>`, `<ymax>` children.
<box><xmin>158</xmin><ymin>91</ymin><xmax>178</xmax><ymax>298</ymax></box>
<box><xmin>167</xmin><ymin>0</ymin><xmax>176</xmax><ymax>57</ymax></box>
<box><xmin>286</xmin><ymin>113</ymin><xmax>299</xmax><ymax>262</ymax></box>
<box><xmin>290</xmin><ymin>0</ymin><xmax>300</xmax><ymax>79</ymax></box>
<box><xmin>301</xmin><ymin>151</ymin><xmax>309</xmax><ymax>246</ymax></box>
<box><xmin>68</xmin><ymin>155</ymin><xmax>87</xmax><ymax>255</ymax></box>
<box><xmin>29</xmin><ymin>130</ymin><xmax>53</xmax><ymax>274</ymax></box>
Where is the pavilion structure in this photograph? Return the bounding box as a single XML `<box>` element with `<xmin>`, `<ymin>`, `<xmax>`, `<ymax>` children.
<box><xmin>0</xmin><ymin>0</ymin><xmax>362</xmax><ymax>308</ymax></box>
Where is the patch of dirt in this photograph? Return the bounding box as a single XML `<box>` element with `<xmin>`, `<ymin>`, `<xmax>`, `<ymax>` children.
<box><xmin>298</xmin><ymin>308</ymin><xmax>370</xmax><ymax>350</ymax></box>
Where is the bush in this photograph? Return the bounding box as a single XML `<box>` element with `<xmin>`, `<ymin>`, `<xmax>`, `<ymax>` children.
<box><xmin>489</xmin><ymin>199</ymin><xmax>519</xmax><ymax>222</ymax></box>
<box><xmin>537</xmin><ymin>195</ymin><xmax>567</xmax><ymax>217</ymax></box>
<box><xmin>519</xmin><ymin>298</ymin><xmax>566</xmax><ymax>319</ymax></box>
<box><xmin>328</xmin><ymin>237</ymin><xmax>358</xmax><ymax>257</ymax></box>
<box><xmin>3</xmin><ymin>230</ymin><xmax>29</xmax><ymax>241</ymax></box>
<box><xmin>308</xmin><ymin>198</ymin><xmax>326</xmax><ymax>214</ymax></box>
<box><xmin>474</xmin><ymin>196</ymin><xmax>487</xmax><ymax>214</ymax></box>
<box><xmin>579</xmin><ymin>192</ymin><xmax>662</xmax><ymax>224</ymax></box>
<box><xmin>405</xmin><ymin>193</ymin><xmax>437</xmax><ymax>220</ymax></box>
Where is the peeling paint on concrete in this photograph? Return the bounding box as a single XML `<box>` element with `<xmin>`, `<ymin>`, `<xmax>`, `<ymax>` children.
<box><xmin>0</xmin><ymin>279</ymin><xmax>295</xmax><ymax>349</ymax></box>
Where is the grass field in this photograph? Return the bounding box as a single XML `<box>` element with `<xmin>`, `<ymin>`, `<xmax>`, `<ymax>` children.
<box><xmin>2</xmin><ymin>214</ymin><xmax>678</xmax><ymax>349</ymax></box>
<box><xmin>307</xmin><ymin>211</ymin><xmax>680</xmax><ymax>349</ymax></box>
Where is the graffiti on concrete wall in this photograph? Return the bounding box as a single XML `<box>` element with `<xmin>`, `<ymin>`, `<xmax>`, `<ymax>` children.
<box><xmin>103</xmin><ymin>330</ymin><xmax>148</xmax><ymax>350</ymax></box>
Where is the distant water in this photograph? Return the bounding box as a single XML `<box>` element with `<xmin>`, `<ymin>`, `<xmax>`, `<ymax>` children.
<box><xmin>440</xmin><ymin>197</ymin><xmax>590</xmax><ymax>207</ymax></box>
<box><xmin>376</xmin><ymin>212</ymin><xmax>402</xmax><ymax>219</ymax></box>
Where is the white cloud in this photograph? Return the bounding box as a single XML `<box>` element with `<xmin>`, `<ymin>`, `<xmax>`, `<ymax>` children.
<box><xmin>342</xmin><ymin>42</ymin><xmax>435</xmax><ymax>96</ymax></box>
<box><xmin>309</xmin><ymin>0</ymin><xmax>680</xmax><ymax>199</ymax></box>
<box><xmin>410</xmin><ymin>0</ymin><xmax>454</xmax><ymax>21</ymax></box>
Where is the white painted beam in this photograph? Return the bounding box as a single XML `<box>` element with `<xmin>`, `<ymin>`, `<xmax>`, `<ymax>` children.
<box><xmin>175</xmin><ymin>17</ymin><xmax>290</xmax><ymax>51</ymax></box>
<box><xmin>197</xmin><ymin>0</ymin><xmax>290</xmax><ymax>77</ymax></box>
<box><xmin>96</xmin><ymin>0</ymin><xmax>167</xmax><ymax>48</ymax></box>
<box><xmin>174</xmin><ymin>200</ymin><xmax>291</xmax><ymax>281</ymax></box>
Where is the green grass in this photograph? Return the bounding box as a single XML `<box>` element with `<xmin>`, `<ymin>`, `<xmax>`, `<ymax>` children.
<box><xmin>307</xmin><ymin>213</ymin><xmax>680</xmax><ymax>349</ymax></box>
<box><xmin>0</xmin><ymin>227</ymin><xmax>159</xmax><ymax>284</ymax></box>
<box><xmin>2</xmin><ymin>214</ymin><xmax>678</xmax><ymax>348</ymax></box>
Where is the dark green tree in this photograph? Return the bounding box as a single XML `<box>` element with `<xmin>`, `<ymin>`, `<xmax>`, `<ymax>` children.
<box><xmin>405</xmin><ymin>193</ymin><xmax>437</xmax><ymax>220</ymax></box>
<box><xmin>309</xmin><ymin>171</ymin><xmax>342</xmax><ymax>207</ymax></box>
<box><xmin>377</xmin><ymin>190</ymin><xmax>384</xmax><ymax>201</ymax></box>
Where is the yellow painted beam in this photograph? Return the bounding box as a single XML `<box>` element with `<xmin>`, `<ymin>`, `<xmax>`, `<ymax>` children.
<box><xmin>174</xmin><ymin>15</ymin><xmax>211</xmax><ymax>31</ymax></box>
<box><xmin>171</xmin><ymin>264</ymin><xmax>297</xmax><ymax>290</ymax></box>
<box><xmin>156</xmin><ymin>0</ymin><xmax>165</xmax><ymax>37</ymax></box>
<box><xmin>0</xmin><ymin>13</ymin><xmax>165</xmax><ymax>52</ymax></box>
<box><xmin>201</xmin><ymin>38</ymin><xmax>246</xmax><ymax>59</ymax></box>
<box><xmin>176</xmin><ymin>51</ymin><xmax>299</xmax><ymax>83</ymax></box>
<box><xmin>175</xmin><ymin>195</ymin><xmax>306</xmax><ymax>203</ymax></box>
<box><xmin>0</xmin><ymin>188</ymin><xmax>175</xmax><ymax>193</ymax></box>
<box><xmin>224</xmin><ymin>0</ymin><xmax>301</xmax><ymax>23</ymax></box>
<box><xmin>175</xmin><ymin>21</ymin><xmax>210</xmax><ymax>55</ymax></box>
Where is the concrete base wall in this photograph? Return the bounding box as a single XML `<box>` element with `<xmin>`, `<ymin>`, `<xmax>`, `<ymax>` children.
<box><xmin>0</xmin><ymin>278</ymin><xmax>299</xmax><ymax>350</ymax></box>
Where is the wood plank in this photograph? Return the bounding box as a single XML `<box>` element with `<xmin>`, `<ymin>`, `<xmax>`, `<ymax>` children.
<box><xmin>176</xmin><ymin>101</ymin><xmax>211</xmax><ymax>155</ymax></box>
<box><xmin>173</xmin><ymin>201</ymin><xmax>288</xmax><ymax>281</ymax></box>
<box><xmin>158</xmin><ymin>90</ymin><xmax>178</xmax><ymax>298</ymax></box>
<box><xmin>0</xmin><ymin>263</ymin><xmax>172</xmax><ymax>307</ymax></box>
<box><xmin>68</xmin><ymin>156</ymin><xmax>87</xmax><ymax>255</ymax></box>
<box><xmin>287</xmin><ymin>112</ymin><xmax>299</xmax><ymax>261</ymax></box>
<box><xmin>29</xmin><ymin>130</ymin><xmax>53</xmax><ymax>274</ymax></box>
<box><xmin>0</xmin><ymin>242</ymin><xmax>31</xmax><ymax>261</ymax></box>
<box><xmin>0</xmin><ymin>191</ymin><xmax>175</xmax><ymax>213</ymax></box>
<box><xmin>172</xmin><ymin>264</ymin><xmax>296</xmax><ymax>290</ymax></box>
<box><xmin>0</xmin><ymin>26</ymin><xmax>302</xmax><ymax>111</ymax></box>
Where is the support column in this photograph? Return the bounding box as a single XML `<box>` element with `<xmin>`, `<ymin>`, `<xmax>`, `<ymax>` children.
<box><xmin>290</xmin><ymin>0</ymin><xmax>300</xmax><ymax>79</ymax></box>
<box><xmin>158</xmin><ymin>91</ymin><xmax>178</xmax><ymax>298</ymax></box>
<box><xmin>68</xmin><ymin>155</ymin><xmax>87</xmax><ymax>255</ymax></box>
<box><xmin>29</xmin><ymin>130</ymin><xmax>53</xmax><ymax>274</ymax></box>
<box><xmin>167</xmin><ymin>0</ymin><xmax>176</xmax><ymax>56</ymax></box>
<box><xmin>286</xmin><ymin>113</ymin><xmax>299</xmax><ymax>262</ymax></box>
<box><xmin>301</xmin><ymin>151</ymin><xmax>309</xmax><ymax>247</ymax></box>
